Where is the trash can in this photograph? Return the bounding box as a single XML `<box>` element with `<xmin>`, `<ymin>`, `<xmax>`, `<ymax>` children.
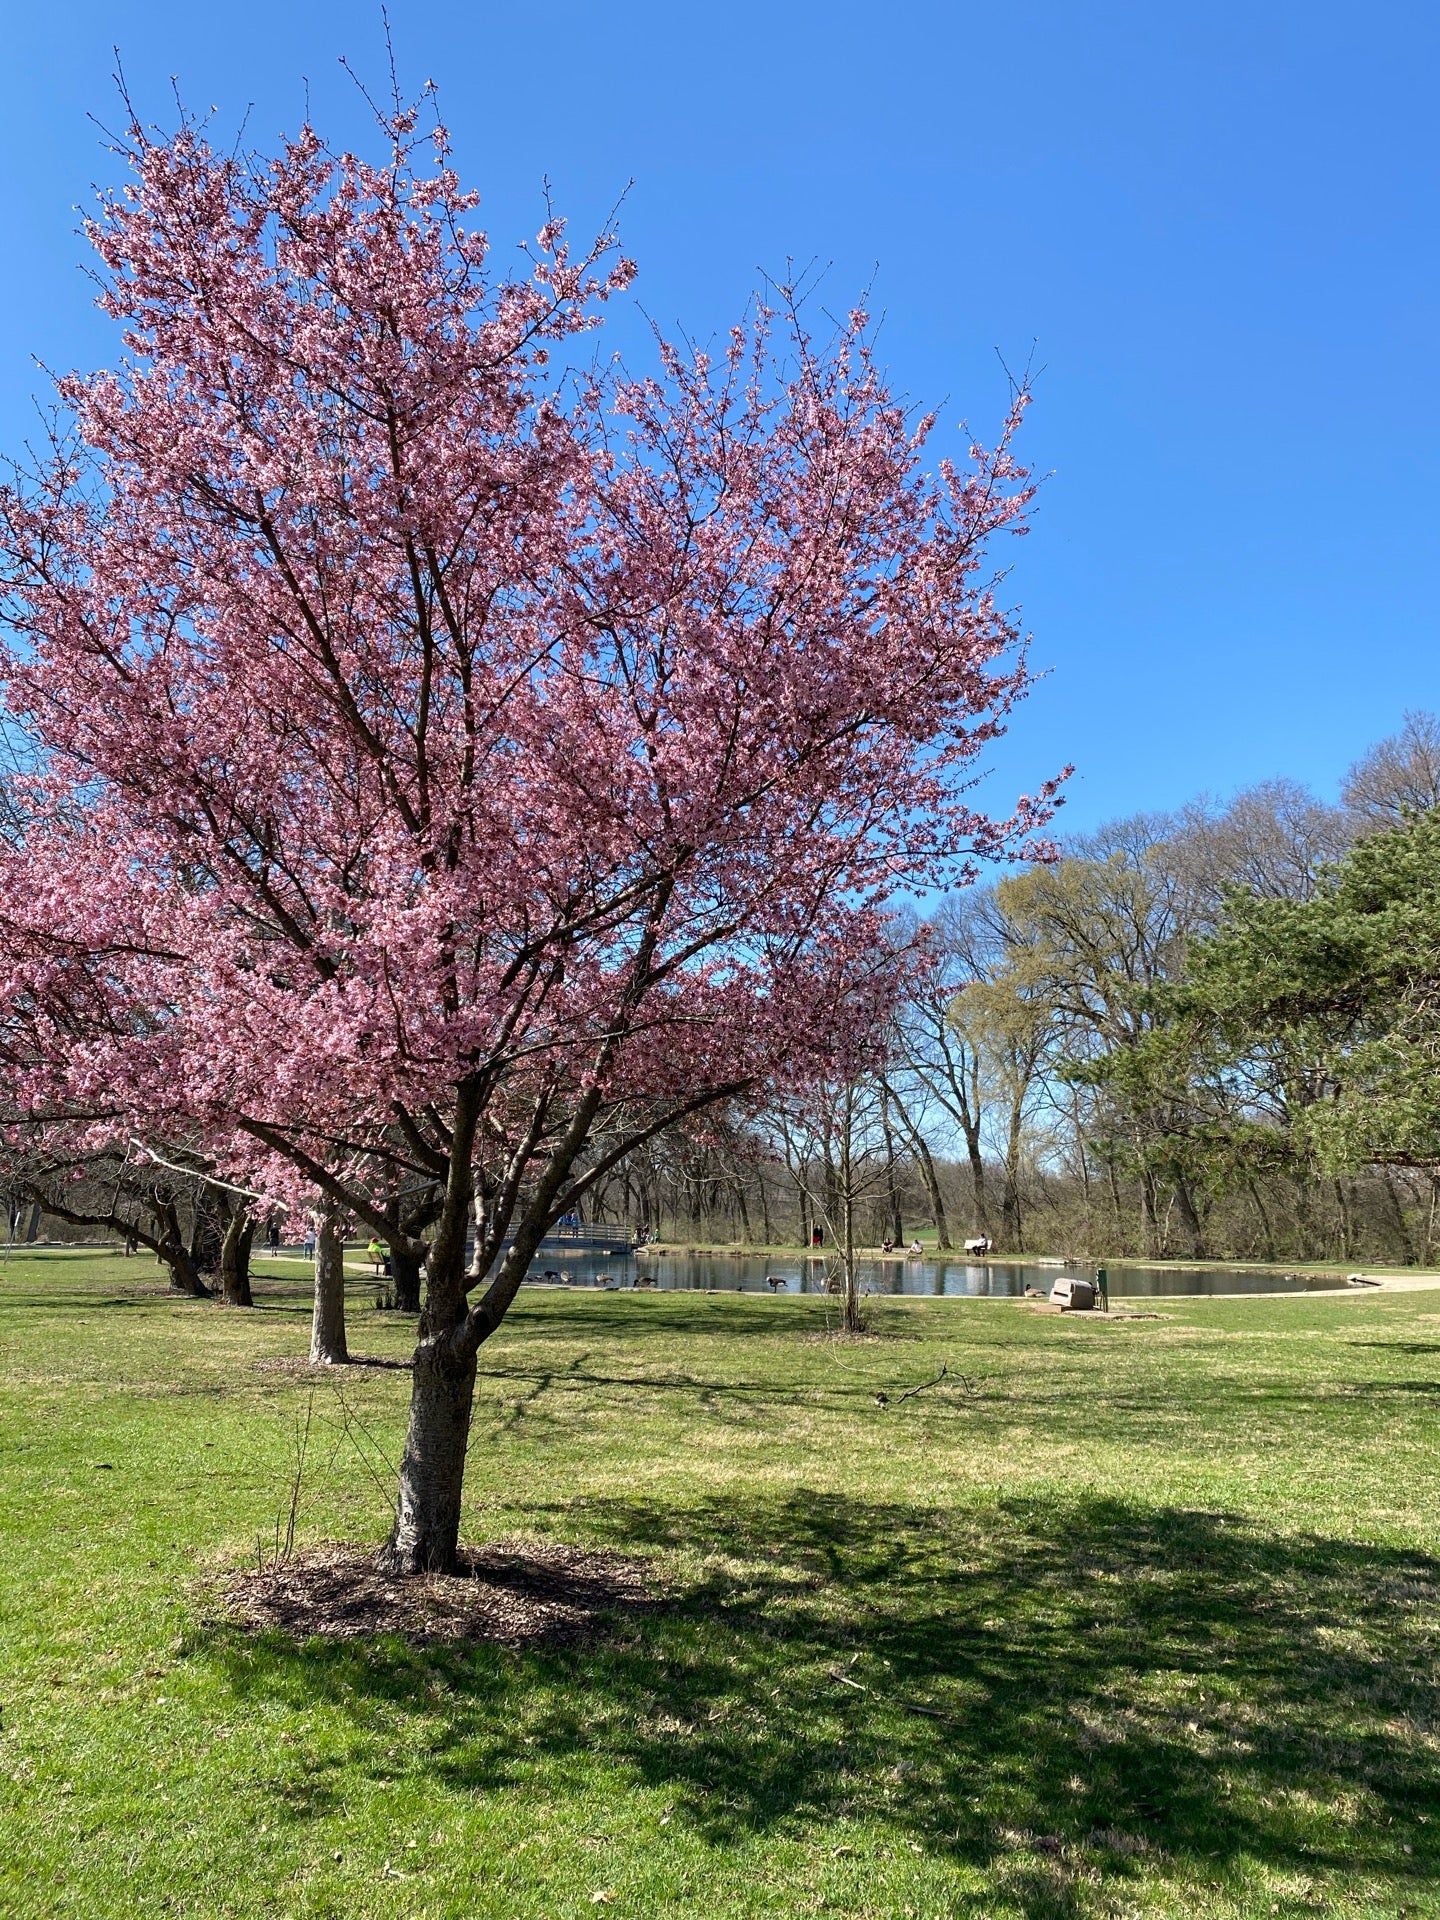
<box><xmin>1050</xmin><ymin>1276</ymin><xmax>1096</xmax><ymax>1311</ymax></box>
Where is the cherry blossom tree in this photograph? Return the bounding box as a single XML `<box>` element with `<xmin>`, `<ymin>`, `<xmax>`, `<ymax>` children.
<box><xmin>0</xmin><ymin>95</ymin><xmax>1059</xmax><ymax>1573</ymax></box>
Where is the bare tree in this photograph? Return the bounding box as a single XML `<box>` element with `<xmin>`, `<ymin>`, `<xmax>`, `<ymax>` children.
<box><xmin>886</xmin><ymin>894</ymin><xmax>1007</xmax><ymax>1240</ymax></box>
<box><xmin>763</xmin><ymin>1078</ymin><xmax>895</xmax><ymax>1334</ymax></box>
<box><xmin>1342</xmin><ymin>711</ymin><xmax>1440</xmax><ymax>826</ymax></box>
<box><xmin>1172</xmin><ymin>779</ymin><xmax>1351</xmax><ymax>913</ymax></box>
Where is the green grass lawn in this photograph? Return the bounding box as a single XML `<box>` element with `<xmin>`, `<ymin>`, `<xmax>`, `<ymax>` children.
<box><xmin>2</xmin><ymin>1250</ymin><xmax>1438</xmax><ymax>1919</ymax></box>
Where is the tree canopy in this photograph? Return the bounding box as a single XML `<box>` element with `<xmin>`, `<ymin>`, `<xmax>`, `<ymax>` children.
<box><xmin>0</xmin><ymin>95</ymin><xmax>1056</xmax><ymax>1569</ymax></box>
<box><xmin>1187</xmin><ymin>809</ymin><xmax>1440</xmax><ymax>1174</ymax></box>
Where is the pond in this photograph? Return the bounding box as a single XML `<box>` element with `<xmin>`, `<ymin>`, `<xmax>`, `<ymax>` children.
<box><xmin>520</xmin><ymin>1249</ymin><xmax>1352</xmax><ymax>1298</ymax></box>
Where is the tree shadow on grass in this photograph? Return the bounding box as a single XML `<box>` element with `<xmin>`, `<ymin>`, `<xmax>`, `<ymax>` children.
<box><xmin>198</xmin><ymin>1493</ymin><xmax>1440</xmax><ymax>1913</ymax></box>
<box><xmin>508</xmin><ymin>1294</ymin><xmax>832</xmax><ymax>1341</ymax></box>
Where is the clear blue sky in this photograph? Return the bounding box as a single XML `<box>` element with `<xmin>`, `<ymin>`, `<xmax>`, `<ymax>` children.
<box><xmin>3</xmin><ymin>1</ymin><xmax>1436</xmax><ymax>834</ymax></box>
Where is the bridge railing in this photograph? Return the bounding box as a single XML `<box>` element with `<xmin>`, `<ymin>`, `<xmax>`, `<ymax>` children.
<box><xmin>471</xmin><ymin>1227</ymin><xmax>635</xmax><ymax>1259</ymax></box>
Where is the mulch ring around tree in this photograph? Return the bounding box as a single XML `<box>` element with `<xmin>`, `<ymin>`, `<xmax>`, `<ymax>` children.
<box><xmin>221</xmin><ymin>1538</ymin><xmax>659</xmax><ymax>1647</ymax></box>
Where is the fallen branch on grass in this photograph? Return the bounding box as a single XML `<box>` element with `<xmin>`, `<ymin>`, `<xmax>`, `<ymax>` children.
<box><xmin>826</xmin><ymin>1664</ymin><xmax>954</xmax><ymax>1722</ymax></box>
<box><xmin>895</xmin><ymin>1363</ymin><xmax>949</xmax><ymax>1404</ymax></box>
<box><xmin>874</xmin><ymin>1363</ymin><xmax>978</xmax><ymax>1409</ymax></box>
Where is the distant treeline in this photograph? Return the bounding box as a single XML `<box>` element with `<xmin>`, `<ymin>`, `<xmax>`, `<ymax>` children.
<box><xmin>580</xmin><ymin>712</ymin><xmax>1440</xmax><ymax>1265</ymax></box>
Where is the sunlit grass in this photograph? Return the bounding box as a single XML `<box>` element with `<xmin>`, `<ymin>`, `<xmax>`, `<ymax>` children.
<box><xmin>2</xmin><ymin>1248</ymin><xmax>1438</xmax><ymax>1916</ymax></box>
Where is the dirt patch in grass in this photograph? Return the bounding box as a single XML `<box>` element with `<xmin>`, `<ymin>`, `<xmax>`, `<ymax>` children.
<box><xmin>221</xmin><ymin>1539</ymin><xmax>659</xmax><ymax>1646</ymax></box>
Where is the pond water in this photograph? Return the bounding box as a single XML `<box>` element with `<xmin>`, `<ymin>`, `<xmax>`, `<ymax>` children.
<box><xmin>520</xmin><ymin>1249</ymin><xmax>1351</xmax><ymax>1298</ymax></box>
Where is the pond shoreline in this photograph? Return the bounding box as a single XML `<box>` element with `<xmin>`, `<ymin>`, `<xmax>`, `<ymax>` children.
<box><xmin>490</xmin><ymin>1248</ymin><xmax>1419</xmax><ymax>1301</ymax></box>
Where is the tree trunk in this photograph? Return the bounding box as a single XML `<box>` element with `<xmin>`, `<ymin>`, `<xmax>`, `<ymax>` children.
<box><xmin>735</xmin><ymin>1179</ymin><xmax>752</xmax><ymax>1243</ymax></box>
<box><xmin>1244</xmin><ymin>1174</ymin><xmax>1277</xmax><ymax>1263</ymax></box>
<box><xmin>1000</xmin><ymin>1178</ymin><xmax>1022</xmax><ymax>1253</ymax></box>
<box><xmin>1139</xmin><ymin>1168</ymin><xmax>1159</xmax><ymax>1257</ymax></box>
<box><xmin>188</xmin><ymin>1196</ymin><xmax>225</xmax><ymax>1283</ymax></box>
<box><xmin>1383</xmin><ymin>1174</ymin><xmax>1417</xmax><ymax>1264</ymax></box>
<box><xmin>219</xmin><ymin>1209</ymin><xmax>255</xmax><ymax>1307</ymax></box>
<box><xmin>1291</xmin><ymin>1172</ymin><xmax>1319</xmax><ymax>1260</ymax></box>
<box><xmin>1106</xmin><ymin>1159</ymin><xmax>1124</xmax><ymax>1247</ymax></box>
<box><xmin>963</xmin><ymin>1121</ymin><xmax>990</xmax><ymax>1239</ymax></box>
<box><xmin>391</xmin><ymin>1242</ymin><xmax>424</xmax><ymax>1314</ymax></box>
<box><xmin>840</xmin><ymin>1149</ymin><xmax>863</xmax><ymax>1335</ymax></box>
<box><xmin>156</xmin><ymin>1201</ymin><xmax>211</xmax><ymax>1296</ymax></box>
<box><xmin>381</xmin><ymin>1335</ymin><xmax>478</xmax><ymax>1573</ymax></box>
<box><xmin>382</xmin><ymin>1082</ymin><xmax>485</xmax><ymax>1573</ymax></box>
<box><xmin>912</xmin><ymin>1135</ymin><xmax>952</xmax><ymax>1249</ymax></box>
<box><xmin>1333</xmin><ymin>1178</ymin><xmax>1353</xmax><ymax>1260</ymax></box>
<box><xmin>160</xmin><ymin>1241</ymin><xmax>211</xmax><ymax>1297</ymax></box>
<box><xmin>309</xmin><ymin>1211</ymin><xmax>349</xmax><ymax>1364</ymax></box>
<box><xmin>842</xmin><ymin>1273</ymin><xmax>862</xmax><ymax>1334</ymax></box>
<box><xmin>1073</xmin><ymin>1097</ymin><xmax>1093</xmax><ymax>1207</ymax></box>
<box><xmin>881</xmin><ymin>1082</ymin><xmax>952</xmax><ymax>1250</ymax></box>
<box><xmin>1000</xmin><ymin>1102</ymin><xmax>1025</xmax><ymax>1252</ymax></box>
<box><xmin>885</xmin><ymin>1154</ymin><xmax>904</xmax><ymax>1248</ymax></box>
<box><xmin>1172</xmin><ymin>1176</ymin><xmax>1206</xmax><ymax>1260</ymax></box>
<box><xmin>879</xmin><ymin>1099</ymin><xmax>903</xmax><ymax>1248</ymax></box>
